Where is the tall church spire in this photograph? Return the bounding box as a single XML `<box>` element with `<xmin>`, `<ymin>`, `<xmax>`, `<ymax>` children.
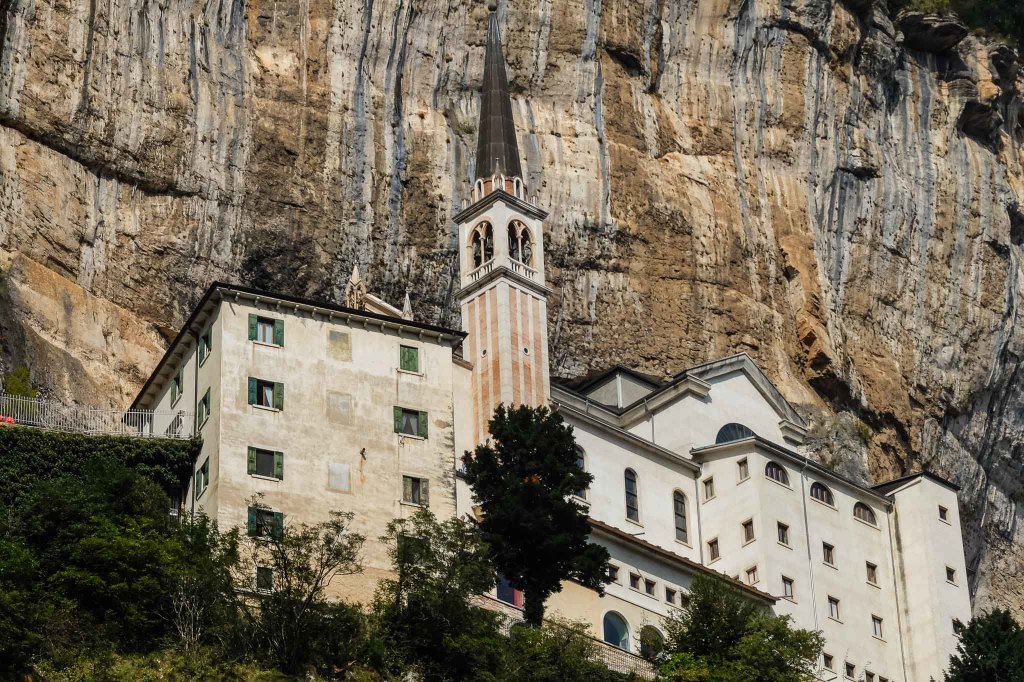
<box><xmin>475</xmin><ymin>5</ymin><xmax>522</xmax><ymax>181</ymax></box>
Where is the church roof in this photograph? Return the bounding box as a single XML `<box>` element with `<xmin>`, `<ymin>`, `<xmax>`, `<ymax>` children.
<box><xmin>474</xmin><ymin>7</ymin><xmax>522</xmax><ymax>180</ymax></box>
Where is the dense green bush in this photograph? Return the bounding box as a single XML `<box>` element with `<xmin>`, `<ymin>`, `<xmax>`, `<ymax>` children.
<box><xmin>0</xmin><ymin>426</ymin><xmax>199</xmax><ymax>505</ymax></box>
<box><xmin>894</xmin><ymin>0</ymin><xmax>1023</xmax><ymax>51</ymax></box>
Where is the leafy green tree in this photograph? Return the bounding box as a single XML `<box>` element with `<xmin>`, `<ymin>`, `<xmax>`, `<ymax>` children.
<box><xmin>501</xmin><ymin>619</ymin><xmax>637</xmax><ymax>682</ymax></box>
<box><xmin>236</xmin><ymin>497</ymin><xmax>365</xmax><ymax>674</ymax></box>
<box><xmin>945</xmin><ymin>609</ymin><xmax>1024</xmax><ymax>682</ymax></box>
<box><xmin>660</xmin><ymin>576</ymin><xmax>823</xmax><ymax>682</ymax></box>
<box><xmin>462</xmin><ymin>404</ymin><xmax>610</xmax><ymax>625</ymax></box>
<box><xmin>375</xmin><ymin>509</ymin><xmax>504</xmax><ymax>681</ymax></box>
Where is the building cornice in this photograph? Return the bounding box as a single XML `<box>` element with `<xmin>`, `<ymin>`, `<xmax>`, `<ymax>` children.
<box><xmin>690</xmin><ymin>436</ymin><xmax>892</xmax><ymax>506</ymax></box>
<box><xmin>453</xmin><ymin>188</ymin><xmax>548</xmax><ymax>224</ymax></box>
<box><xmin>551</xmin><ymin>399</ymin><xmax>701</xmax><ymax>473</ymax></box>
<box><xmin>588</xmin><ymin>519</ymin><xmax>776</xmax><ymax>604</ymax></box>
<box><xmin>455</xmin><ymin>263</ymin><xmax>553</xmax><ymax>300</ymax></box>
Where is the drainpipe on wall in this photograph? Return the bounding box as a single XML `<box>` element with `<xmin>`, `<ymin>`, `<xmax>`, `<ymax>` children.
<box><xmin>190</xmin><ymin>327</ymin><xmax>199</xmax><ymax>516</ymax></box>
<box><xmin>798</xmin><ymin>459</ymin><xmax>821</xmax><ymax>636</ymax></box>
<box><xmin>694</xmin><ymin>465</ymin><xmax>705</xmax><ymax>565</ymax></box>
<box><xmin>886</xmin><ymin>503</ymin><xmax>911</xmax><ymax>682</ymax></box>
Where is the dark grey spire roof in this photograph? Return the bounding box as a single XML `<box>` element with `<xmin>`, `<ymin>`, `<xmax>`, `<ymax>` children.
<box><xmin>475</xmin><ymin>9</ymin><xmax>522</xmax><ymax>180</ymax></box>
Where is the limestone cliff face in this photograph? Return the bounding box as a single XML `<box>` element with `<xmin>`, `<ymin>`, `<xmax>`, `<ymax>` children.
<box><xmin>0</xmin><ymin>0</ymin><xmax>1022</xmax><ymax>612</ymax></box>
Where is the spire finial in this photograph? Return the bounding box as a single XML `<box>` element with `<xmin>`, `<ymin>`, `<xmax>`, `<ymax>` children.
<box><xmin>401</xmin><ymin>291</ymin><xmax>414</xmax><ymax>321</ymax></box>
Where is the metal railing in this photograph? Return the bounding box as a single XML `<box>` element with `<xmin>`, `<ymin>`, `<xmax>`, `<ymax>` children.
<box><xmin>0</xmin><ymin>394</ymin><xmax>195</xmax><ymax>439</ymax></box>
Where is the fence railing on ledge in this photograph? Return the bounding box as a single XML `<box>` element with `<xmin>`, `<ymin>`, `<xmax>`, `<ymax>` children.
<box><xmin>0</xmin><ymin>394</ymin><xmax>195</xmax><ymax>440</ymax></box>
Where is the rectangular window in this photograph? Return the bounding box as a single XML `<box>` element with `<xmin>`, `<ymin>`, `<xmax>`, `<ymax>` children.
<box><xmin>198</xmin><ymin>328</ymin><xmax>213</xmax><ymax>365</ymax></box>
<box><xmin>249</xmin><ymin>314</ymin><xmax>284</xmax><ymax>346</ymax></box>
<box><xmin>197</xmin><ymin>388</ymin><xmax>211</xmax><ymax>429</ymax></box>
<box><xmin>946</xmin><ymin>566</ymin><xmax>957</xmax><ymax>583</ymax></box>
<box><xmin>828</xmin><ymin>596</ymin><xmax>841</xmax><ymax>621</ymax></box>
<box><xmin>402</xmin><ymin>476</ymin><xmax>430</xmax><ymax>506</ymax></box>
<box><xmin>737</xmin><ymin>457</ymin><xmax>749</xmax><ymax>481</ymax></box>
<box><xmin>248</xmin><ymin>377</ymin><xmax>283</xmax><ymax>410</ymax></box>
<box><xmin>781</xmin><ymin>576</ymin><xmax>794</xmax><ymax>600</ymax></box>
<box><xmin>777</xmin><ymin>522</ymin><xmax>790</xmax><ymax>546</ymax></box>
<box><xmin>665</xmin><ymin>588</ymin><xmax>676</xmax><ymax>604</ymax></box>
<box><xmin>939</xmin><ymin>505</ymin><xmax>949</xmax><ymax>522</ymax></box>
<box><xmin>394</xmin><ymin>407</ymin><xmax>428</xmax><ymax>438</ymax></box>
<box><xmin>703</xmin><ymin>478</ymin><xmax>715</xmax><ymax>500</ymax></box>
<box><xmin>742</xmin><ymin>519</ymin><xmax>755</xmax><ymax>543</ymax></box>
<box><xmin>247</xmin><ymin>506</ymin><xmax>283</xmax><ymax>539</ymax></box>
<box><xmin>745</xmin><ymin>566</ymin><xmax>758</xmax><ymax>585</ymax></box>
<box><xmin>872</xmin><ymin>615</ymin><xmax>884</xmax><ymax>639</ymax></box>
<box><xmin>865</xmin><ymin>674</ymin><xmax>875</xmax><ymax>682</ymax></box>
<box><xmin>708</xmin><ymin>538</ymin><xmax>720</xmax><ymax>561</ymax></box>
<box><xmin>644</xmin><ymin>578</ymin><xmax>656</xmax><ymax>596</ymax></box>
<box><xmin>823</xmin><ymin>654</ymin><xmax>834</xmax><ymax>670</ymax></box>
<box><xmin>845</xmin><ymin>663</ymin><xmax>855</xmax><ymax>679</ymax></box>
<box><xmin>256</xmin><ymin>566</ymin><xmax>273</xmax><ymax>593</ymax></box>
<box><xmin>607</xmin><ymin>565</ymin><xmax>620</xmax><ymax>583</ymax></box>
<box><xmin>248</xmin><ymin>447</ymin><xmax>283</xmax><ymax>479</ymax></box>
<box><xmin>399</xmin><ymin>345</ymin><xmax>420</xmax><ymax>372</ymax></box>
<box><xmin>629</xmin><ymin>573</ymin><xmax>641</xmax><ymax>590</ymax></box>
<box><xmin>866</xmin><ymin>561</ymin><xmax>878</xmax><ymax>585</ymax></box>
<box><xmin>171</xmin><ymin>370</ymin><xmax>183</xmax><ymax>406</ymax></box>
<box><xmin>195</xmin><ymin>458</ymin><xmax>209</xmax><ymax>499</ymax></box>
<box><xmin>823</xmin><ymin>542</ymin><xmax>835</xmax><ymax>566</ymax></box>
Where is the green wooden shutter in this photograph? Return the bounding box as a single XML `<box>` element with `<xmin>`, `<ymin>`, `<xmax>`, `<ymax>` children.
<box><xmin>421</xmin><ymin>479</ymin><xmax>429</xmax><ymax>507</ymax></box>
<box><xmin>273</xmin><ymin>382</ymin><xmax>284</xmax><ymax>410</ymax></box>
<box><xmin>418</xmin><ymin>411</ymin><xmax>428</xmax><ymax>438</ymax></box>
<box><xmin>273</xmin><ymin>319</ymin><xmax>284</xmax><ymax>346</ymax></box>
<box><xmin>247</xmin><ymin>447</ymin><xmax>257</xmax><ymax>474</ymax></box>
<box><xmin>402</xmin><ymin>476</ymin><xmax>413</xmax><ymax>503</ymax></box>
<box><xmin>272</xmin><ymin>512</ymin><xmax>284</xmax><ymax>539</ymax></box>
<box><xmin>274</xmin><ymin>451</ymin><xmax>284</xmax><ymax>480</ymax></box>
<box><xmin>247</xmin><ymin>377</ymin><xmax>257</xmax><ymax>405</ymax></box>
<box><xmin>400</xmin><ymin>346</ymin><xmax>418</xmax><ymax>372</ymax></box>
<box><xmin>248</xmin><ymin>314</ymin><xmax>258</xmax><ymax>341</ymax></box>
<box><xmin>247</xmin><ymin>507</ymin><xmax>257</xmax><ymax>535</ymax></box>
<box><xmin>394</xmin><ymin>406</ymin><xmax>403</xmax><ymax>433</ymax></box>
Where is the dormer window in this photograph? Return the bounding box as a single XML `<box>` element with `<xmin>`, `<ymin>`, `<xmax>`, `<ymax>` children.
<box><xmin>715</xmin><ymin>423</ymin><xmax>756</xmax><ymax>444</ymax></box>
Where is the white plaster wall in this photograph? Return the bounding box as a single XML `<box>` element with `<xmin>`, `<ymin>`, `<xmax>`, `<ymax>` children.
<box><xmin>566</xmin><ymin>414</ymin><xmax>702</xmax><ymax>563</ymax></box>
<box><xmin>626</xmin><ymin>371</ymin><xmax>793</xmax><ymax>453</ymax></box>
<box><xmin>890</xmin><ymin>479</ymin><xmax>972</xmax><ymax>682</ymax></box>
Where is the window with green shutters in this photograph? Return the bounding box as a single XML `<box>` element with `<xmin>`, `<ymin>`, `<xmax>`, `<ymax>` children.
<box><xmin>248</xmin><ymin>314</ymin><xmax>284</xmax><ymax>346</ymax></box>
<box><xmin>195</xmin><ymin>458</ymin><xmax>210</xmax><ymax>499</ymax></box>
<box><xmin>393</xmin><ymin>406</ymin><xmax>427</xmax><ymax>438</ymax></box>
<box><xmin>197</xmin><ymin>388</ymin><xmax>211</xmax><ymax>429</ymax></box>
<box><xmin>399</xmin><ymin>345</ymin><xmax>420</xmax><ymax>373</ymax></box>
<box><xmin>402</xmin><ymin>476</ymin><xmax>430</xmax><ymax>506</ymax></box>
<box><xmin>198</xmin><ymin>327</ymin><xmax>213</xmax><ymax>365</ymax></box>
<box><xmin>248</xmin><ymin>378</ymin><xmax>284</xmax><ymax>410</ymax></box>
<box><xmin>256</xmin><ymin>566</ymin><xmax>274</xmax><ymax>592</ymax></box>
<box><xmin>247</xmin><ymin>506</ymin><xmax>284</xmax><ymax>539</ymax></box>
<box><xmin>247</xmin><ymin>446</ymin><xmax>283</xmax><ymax>479</ymax></box>
<box><xmin>171</xmin><ymin>369</ymin><xmax>183</xmax><ymax>406</ymax></box>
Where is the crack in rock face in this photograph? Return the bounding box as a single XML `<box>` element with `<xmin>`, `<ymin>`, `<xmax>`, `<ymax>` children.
<box><xmin>1</xmin><ymin>0</ymin><xmax>1023</xmax><ymax>616</ymax></box>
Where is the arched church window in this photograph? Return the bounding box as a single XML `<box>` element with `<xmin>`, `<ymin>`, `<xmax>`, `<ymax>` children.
<box><xmin>470</xmin><ymin>222</ymin><xmax>493</xmax><ymax>268</ymax></box>
<box><xmin>624</xmin><ymin>469</ymin><xmax>639</xmax><ymax>522</ymax></box>
<box><xmin>765</xmin><ymin>461</ymin><xmax>789</xmax><ymax>486</ymax></box>
<box><xmin>508</xmin><ymin>223</ymin><xmax>520</xmax><ymax>262</ymax></box>
<box><xmin>673</xmin><ymin>491</ymin><xmax>688</xmax><ymax>543</ymax></box>
<box><xmin>603</xmin><ymin>612</ymin><xmax>630</xmax><ymax>651</ymax></box>
<box><xmin>854</xmin><ymin>502</ymin><xmax>877</xmax><ymax>525</ymax></box>
<box><xmin>715</xmin><ymin>423</ymin><xmax>756</xmax><ymax>444</ymax></box>
<box><xmin>810</xmin><ymin>482</ymin><xmax>834</xmax><ymax>506</ymax></box>
<box><xmin>639</xmin><ymin>625</ymin><xmax>666</xmax><ymax>662</ymax></box>
<box><xmin>508</xmin><ymin>220</ymin><xmax>533</xmax><ymax>267</ymax></box>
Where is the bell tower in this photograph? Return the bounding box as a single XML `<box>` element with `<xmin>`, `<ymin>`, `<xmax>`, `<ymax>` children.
<box><xmin>456</xmin><ymin>4</ymin><xmax>550</xmax><ymax>443</ymax></box>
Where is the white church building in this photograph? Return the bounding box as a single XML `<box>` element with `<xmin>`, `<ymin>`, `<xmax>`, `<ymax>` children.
<box><xmin>130</xmin><ymin>8</ymin><xmax>971</xmax><ymax>681</ymax></box>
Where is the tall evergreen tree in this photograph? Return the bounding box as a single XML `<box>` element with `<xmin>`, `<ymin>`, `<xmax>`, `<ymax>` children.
<box><xmin>945</xmin><ymin>609</ymin><xmax>1024</xmax><ymax>682</ymax></box>
<box><xmin>461</xmin><ymin>404</ymin><xmax>610</xmax><ymax>625</ymax></box>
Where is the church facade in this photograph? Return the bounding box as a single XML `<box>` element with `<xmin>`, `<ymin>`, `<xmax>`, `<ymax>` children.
<box><xmin>131</xmin><ymin>9</ymin><xmax>971</xmax><ymax>681</ymax></box>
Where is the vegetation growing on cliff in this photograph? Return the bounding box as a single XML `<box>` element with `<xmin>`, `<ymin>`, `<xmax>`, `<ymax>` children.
<box><xmin>895</xmin><ymin>0</ymin><xmax>1023</xmax><ymax>50</ymax></box>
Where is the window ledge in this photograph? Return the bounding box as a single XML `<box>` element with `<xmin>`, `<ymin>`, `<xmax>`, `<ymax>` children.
<box><xmin>853</xmin><ymin>516</ymin><xmax>880</xmax><ymax>530</ymax></box>
<box><xmin>782</xmin><ymin>596</ymin><xmax>796</xmax><ymax>603</ymax></box>
<box><xmin>397</xmin><ymin>369</ymin><xmax>424</xmax><ymax>377</ymax></box>
<box><xmin>400</xmin><ymin>500</ymin><xmax>429</xmax><ymax>509</ymax></box>
<box><xmin>171</xmin><ymin>395</ymin><xmax>182</xmax><ymax>409</ymax></box>
<box><xmin>777</xmin><ymin>541</ymin><xmax>792</xmax><ymax>550</ymax></box>
<box><xmin>252</xmin><ymin>340</ymin><xmax>282</xmax><ymax>349</ymax></box>
<box><xmin>938</xmin><ymin>517</ymin><xmax>952</xmax><ymax>526</ymax></box>
<box><xmin>624</xmin><ymin>517</ymin><xmax>644</xmax><ymax>529</ymax></box>
<box><xmin>198</xmin><ymin>415</ymin><xmax>210</xmax><ymax>431</ymax></box>
<box><xmin>867</xmin><ymin>581</ymin><xmax>881</xmax><ymax>589</ymax></box>
<box><xmin>872</xmin><ymin>635</ymin><xmax>886</xmax><ymax>643</ymax></box>
<box><xmin>742</xmin><ymin>538</ymin><xmax>756</xmax><ymax>547</ymax></box>
<box><xmin>195</xmin><ymin>487</ymin><xmax>208</xmax><ymax>500</ymax></box>
<box><xmin>823</xmin><ymin>562</ymin><xmax>838</xmax><ymax>570</ymax></box>
<box><xmin>199</xmin><ymin>354</ymin><xmax>210</xmax><ymax>368</ymax></box>
<box><xmin>809</xmin><ymin>496</ymin><xmax>837</xmax><ymax>511</ymax></box>
<box><xmin>765</xmin><ymin>476</ymin><xmax>793</xmax><ymax>491</ymax></box>
<box><xmin>946</xmin><ymin>580</ymin><xmax>958</xmax><ymax>586</ymax></box>
<box><xmin>252</xmin><ymin>404</ymin><xmax>280</xmax><ymax>413</ymax></box>
<box><xmin>674</xmin><ymin>538</ymin><xmax>692</xmax><ymax>549</ymax></box>
<box><xmin>827</xmin><ymin>616</ymin><xmax>843</xmax><ymax>624</ymax></box>
<box><xmin>250</xmin><ymin>474</ymin><xmax>281</xmax><ymax>482</ymax></box>
<box><xmin>736</xmin><ymin>476</ymin><xmax>750</xmax><ymax>486</ymax></box>
<box><xmin>571</xmin><ymin>495</ymin><xmax>590</xmax><ymax>506</ymax></box>
<box><xmin>707</xmin><ymin>557</ymin><xmax>721</xmax><ymax>566</ymax></box>
<box><xmin>398</xmin><ymin>433</ymin><xmax>426</xmax><ymax>441</ymax></box>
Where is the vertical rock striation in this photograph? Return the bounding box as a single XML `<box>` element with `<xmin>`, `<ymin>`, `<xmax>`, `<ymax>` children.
<box><xmin>0</xmin><ymin>0</ymin><xmax>1022</xmax><ymax>613</ymax></box>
